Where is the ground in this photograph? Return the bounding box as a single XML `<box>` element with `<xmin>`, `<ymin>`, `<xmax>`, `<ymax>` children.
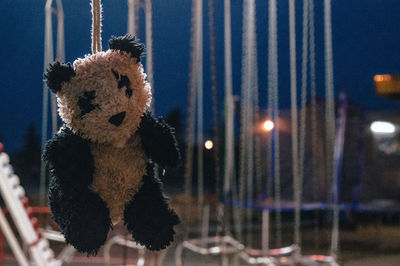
<box><xmin>1</xmin><ymin>194</ymin><xmax>400</xmax><ymax>265</ymax></box>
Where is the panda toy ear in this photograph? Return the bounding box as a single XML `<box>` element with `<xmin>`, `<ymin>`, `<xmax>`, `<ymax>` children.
<box><xmin>44</xmin><ymin>62</ymin><xmax>76</xmax><ymax>93</ymax></box>
<box><xmin>108</xmin><ymin>34</ymin><xmax>145</xmax><ymax>63</ymax></box>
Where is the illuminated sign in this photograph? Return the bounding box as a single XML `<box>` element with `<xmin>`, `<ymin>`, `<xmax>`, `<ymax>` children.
<box><xmin>374</xmin><ymin>74</ymin><xmax>400</xmax><ymax>100</ymax></box>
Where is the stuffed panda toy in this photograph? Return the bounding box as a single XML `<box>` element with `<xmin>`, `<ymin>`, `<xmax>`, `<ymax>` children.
<box><xmin>43</xmin><ymin>34</ymin><xmax>180</xmax><ymax>255</ymax></box>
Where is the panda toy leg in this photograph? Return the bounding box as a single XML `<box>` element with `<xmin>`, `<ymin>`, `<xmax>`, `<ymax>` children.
<box><xmin>44</xmin><ymin>127</ymin><xmax>112</xmax><ymax>255</ymax></box>
<box><xmin>49</xmin><ymin>177</ymin><xmax>111</xmax><ymax>255</ymax></box>
<box><xmin>123</xmin><ymin>163</ymin><xmax>180</xmax><ymax>251</ymax></box>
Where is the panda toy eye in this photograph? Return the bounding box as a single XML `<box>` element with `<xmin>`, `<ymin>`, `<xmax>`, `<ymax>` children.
<box><xmin>78</xmin><ymin>90</ymin><xmax>100</xmax><ymax>117</ymax></box>
<box><xmin>112</xmin><ymin>69</ymin><xmax>133</xmax><ymax>98</ymax></box>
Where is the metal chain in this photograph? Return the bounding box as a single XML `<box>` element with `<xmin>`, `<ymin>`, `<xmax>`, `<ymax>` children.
<box><xmin>297</xmin><ymin>0</ymin><xmax>310</xmax><ymax>248</ymax></box>
<box><xmin>183</xmin><ymin>0</ymin><xmax>199</xmax><ymax>238</ymax></box>
<box><xmin>223</xmin><ymin>0</ymin><xmax>235</xmax><ymax>238</ymax></box>
<box><xmin>207</xmin><ymin>0</ymin><xmax>223</xmax><ymax>237</ymax></box>
<box><xmin>309</xmin><ymin>0</ymin><xmax>321</xmax><ymax>249</ymax></box>
<box><xmin>324</xmin><ymin>0</ymin><xmax>338</xmax><ymax>258</ymax></box>
<box><xmin>267</xmin><ymin>0</ymin><xmax>281</xmax><ymax>248</ymax></box>
<box><xmin>289</xmin><ymin>0</ymin><xmax>300</xmax><ymax>247</ymax></box>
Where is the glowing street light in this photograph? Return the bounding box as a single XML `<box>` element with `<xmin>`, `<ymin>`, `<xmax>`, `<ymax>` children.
<box><xmin>374</xmin><ymin>74</ymin><xmax>392</xmax><ymax>82</ymax></box>
<box><xmin>263</xmin><ymin>120</ymin><xmax>274</xmax><ymax>132</ymax></box>
<box><xmin>205</xmin><ymin>140</ymin><xmax>214</xmax><ymax>150</ymax></box>
<box><xmin>370</xmin><ymin>121</ymin><xmax>396</xmax><ymax>135</ymax></box>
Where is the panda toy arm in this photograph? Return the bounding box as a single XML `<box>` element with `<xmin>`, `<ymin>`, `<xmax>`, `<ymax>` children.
<box><xmin>138</xmin><ymin>111</ymin><xmax>181</xmax><ymax>168</ymax></box>
<box><xmin>43</xmin><ymin>126</ymin><xmax>111</xmax><ymax>255</ymax></box>
<box><xmin>43</xmin><ymin>126</ymin><xmax>94</xmax><ymax>188</ymax></box>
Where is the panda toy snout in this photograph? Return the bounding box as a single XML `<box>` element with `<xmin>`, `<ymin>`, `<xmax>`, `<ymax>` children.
<box><xmin>108</xmin><ymin>111</ymin><xmax>126</xmax><ymax>126</ymax></box>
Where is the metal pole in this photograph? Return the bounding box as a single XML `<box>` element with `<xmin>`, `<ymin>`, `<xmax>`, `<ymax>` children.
<box><xmin>323</xmin><ymin>0</ymin><xmax>337</xmax><ymax>258</ymax></box>
<box><xmin>40</xmin><ymin>0</ymin><xmax>55</xmax><ymax>207</ymax></box>
<box><xmin>223</xmin><ymin>0</ymin><xmax>234</xmax><ymax>212</ymax></box>
<box><xmin>289</xmin><ymin>0</ymin><xmax>301</xmax><ymax>247</ymax></box>
<box><xmin>268</xmin><ymin>0</ymin><xmax>281</xmax><ymax>248</ymax></box>
<box><xmin>127</xmin><ymin>0</ymin><xmax>136</xmax><ymax>35</ymax></box>
<box><xmin>51</xmin><ymin>0</ymin><xmax>65</xmax><ymax>136</ymax></box>
<box><xmin>261</xmin><ymin>210</ymin><xmax>269</xmax><ymax>255</ymax></box>
<box><xmin>330</xmin><ymin>94</ymin><xmax>346</xmax><ymax>259</ymax></box>
<box><xmin>195</xmin><ymin>0</ymin><xmax>204</xmax><ymax>218</ymax></box>
<box><xmin>145</xmin><ymin>0</ymin><xmax>154</xmax><ymax>110</ymax></box>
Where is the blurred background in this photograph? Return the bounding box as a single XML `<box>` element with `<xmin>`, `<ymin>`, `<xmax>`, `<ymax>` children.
<box><xmin>0</xmin><ymin>0</ymin><xmax>400</xmax><ymax>265</ymax></box>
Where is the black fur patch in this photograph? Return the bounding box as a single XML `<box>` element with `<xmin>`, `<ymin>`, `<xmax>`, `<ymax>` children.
<box><xmin>112</xmin><ymin>69</ymin><xmax>119</xmax><ymax>80</ymax></box>
<box><xmin>124</xmin><ymin>164</ymin><xmax>180</xmax><ymax>250</ymax></box>
<box><xmin>138</xmin><ymin>111</ymin><xmax>181</xmax><ymax>168</ymax></box>
<box><xmin>43</xmin><ymin>126</ymin><xmax>111</xmax><ymax>255</ymax></box>
<box><xmin>44</xmin><ymin>62</ymin><xmax>76</xmax><ymax>93</ymax></box>
<box><xmin>43</xmin><ymin>126</ymin><xmax>94</xmax><ymax>188</ymax></box>
<box><xmin>78</xmin><ymin>91</ymin><xmax>100</xmax><ymax>117</ymax></box>
<box><xmin>111</xmin><ymin>69</ymin><xmax>133</xmax><ymax>98</ymax></box>
<box><xmin>125</xmin><ymin>86</ymin><xmax>133</xmax><ymax>98</ymax></box>
<box><xmin>108</xmin><ymin>34</ymin><xmax>144</xmax><ymax>63</ymax></box>
<box><xmin>48</xmin><ymin>179</ymin><xmax>111</xmax><ymax>255</ymax></box>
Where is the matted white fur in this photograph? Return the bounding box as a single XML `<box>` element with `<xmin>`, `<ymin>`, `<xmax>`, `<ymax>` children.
<box><xmin>57</xmin><ymin>50</ymin><xmax>152</xmax><ymax>148</ymax></box>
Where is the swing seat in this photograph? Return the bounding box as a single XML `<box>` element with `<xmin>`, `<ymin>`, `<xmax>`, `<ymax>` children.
<box><xmin>233</xmin><ymin>251</ymin><xmax>275</xmax><ymax>266</ymax></box>
<box><xmin>175</xmin><ymin>235</ymin><xmax>244</xmax><ymax>266</ymax></box>
<box><xmin>298</xmin><ymin>254</ymin><xmax>339</xmax><ymax>266</ymax></box>
<box><xmin>41</xmin><ymin>229</ymin><xmax>76</xmax><ymax>263</ymax></box>
<box><xmin>103</xmin><ymin>234</ymin><xmax>147</xmax><ymax>266</ymax></box>
<box><xmin>233</xmin><ymin>244</ymin><xmax>299</xmax><ymax>266</ymax></box>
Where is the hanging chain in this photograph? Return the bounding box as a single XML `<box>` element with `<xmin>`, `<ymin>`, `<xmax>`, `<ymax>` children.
<box><xmin>208</xmin><ymin>0</ymin><xmax>224</xmax><ymax>237</ymax></box>
<box><xmin>267</xmin><ymin>0</ymin><xmax>281</xmax><ymax>248</ymax></box>
<box><xmin>309</xmin><ymin>0</ymin><xmax>321</xmax><ymax>249</ymax></box>
<box><xmin>297</xmin><ymin>0</ymin><xmax>310</xmax><ymax>248</ymax></box>
<box><xmin>289</xmin><ymin>0</ymin><xmax>300</xmax><ymax>247</ymax></box>
<box><xmin>239</xmin><ymin>0</ymin><xmax>249</xmax><ymax>243</ymax></box>
<box><xmin>223</xmin><ymin>0</ymin><xmax>235</xmax><ymax>238</ymax></box>
<box><xmin>309</xmin><ymin>0</ymin><xmax>318</xmax><ymax>202</ymax></box>
<box><xmin>324</xmin><ymin>0</ymin><xmax>338</xmax><ymax>258</ymax></box>
<box><xmin>183</xmin><ymin>0</ymin><xmax>198</xmax><ymax>239</ymax></box>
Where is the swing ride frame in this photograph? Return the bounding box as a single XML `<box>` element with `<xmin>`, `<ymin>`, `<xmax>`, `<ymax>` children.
<box><xmin>0</xmin><ymin>0</ymin><xmax>361</xmax><ymax>264</ymax></box>
<box><xmin>176</xmin><ymin>0</ymin><xmax>341</xmax><ymax>265</ymax></box>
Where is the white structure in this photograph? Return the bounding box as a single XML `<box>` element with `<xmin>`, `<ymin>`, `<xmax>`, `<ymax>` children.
<box><xmin>0</xmin><ymin>149</ymin><xmax>62</xmax><ymax>266</ymax></box>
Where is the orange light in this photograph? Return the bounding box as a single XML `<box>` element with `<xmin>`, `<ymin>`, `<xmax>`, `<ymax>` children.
<box><xmin>204</xmin><ymin>140</ymin><xmax>213</xmax><ymax>150</ymax></box>
<box><xmin>310</xmin><ymin>255</ymin><xmax>327</xmax><ymax>261</ymax></box>
<box><xmin>374</xmin><ymin>75</ymin><xmax>383</xmax><ymax>82</ymax></box>
<box><xmin>374</xmin><ymin>74</ymin><xmax>392</xmax><ymax>82</ymax></box>
<box><xmin>263</xmin><ymin>120</ymin><xmax>274</xmax><ymax>132</ymax></box>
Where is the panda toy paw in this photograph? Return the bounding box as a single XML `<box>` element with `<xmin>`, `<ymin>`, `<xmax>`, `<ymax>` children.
<box><xmin>51</xmin><ymin>189</ymin><xmax>111</xmax><ymax>255</ymax></box>
<box><xmin>123</xmin><ymin>165</ymin><xmax>180</xmax><ymax>250</ymax></box>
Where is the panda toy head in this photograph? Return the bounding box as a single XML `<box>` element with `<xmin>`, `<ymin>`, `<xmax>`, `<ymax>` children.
<box><xmin>45</xmin><ymin>35</ymin><xmax>151</xmax><ymax>147</ymax></box>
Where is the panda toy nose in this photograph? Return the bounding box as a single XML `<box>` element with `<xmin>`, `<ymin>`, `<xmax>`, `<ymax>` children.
<box><xmin>108</xmin><ymin>111</ymin><xmax>126</xmax><ymax>126</ymax></box>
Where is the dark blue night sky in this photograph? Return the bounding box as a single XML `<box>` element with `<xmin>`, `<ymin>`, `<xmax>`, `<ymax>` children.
<box><xmin>0</xmin><ymin>0</ymin><xmax>400</xmax><ymax>152</ymax></box>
